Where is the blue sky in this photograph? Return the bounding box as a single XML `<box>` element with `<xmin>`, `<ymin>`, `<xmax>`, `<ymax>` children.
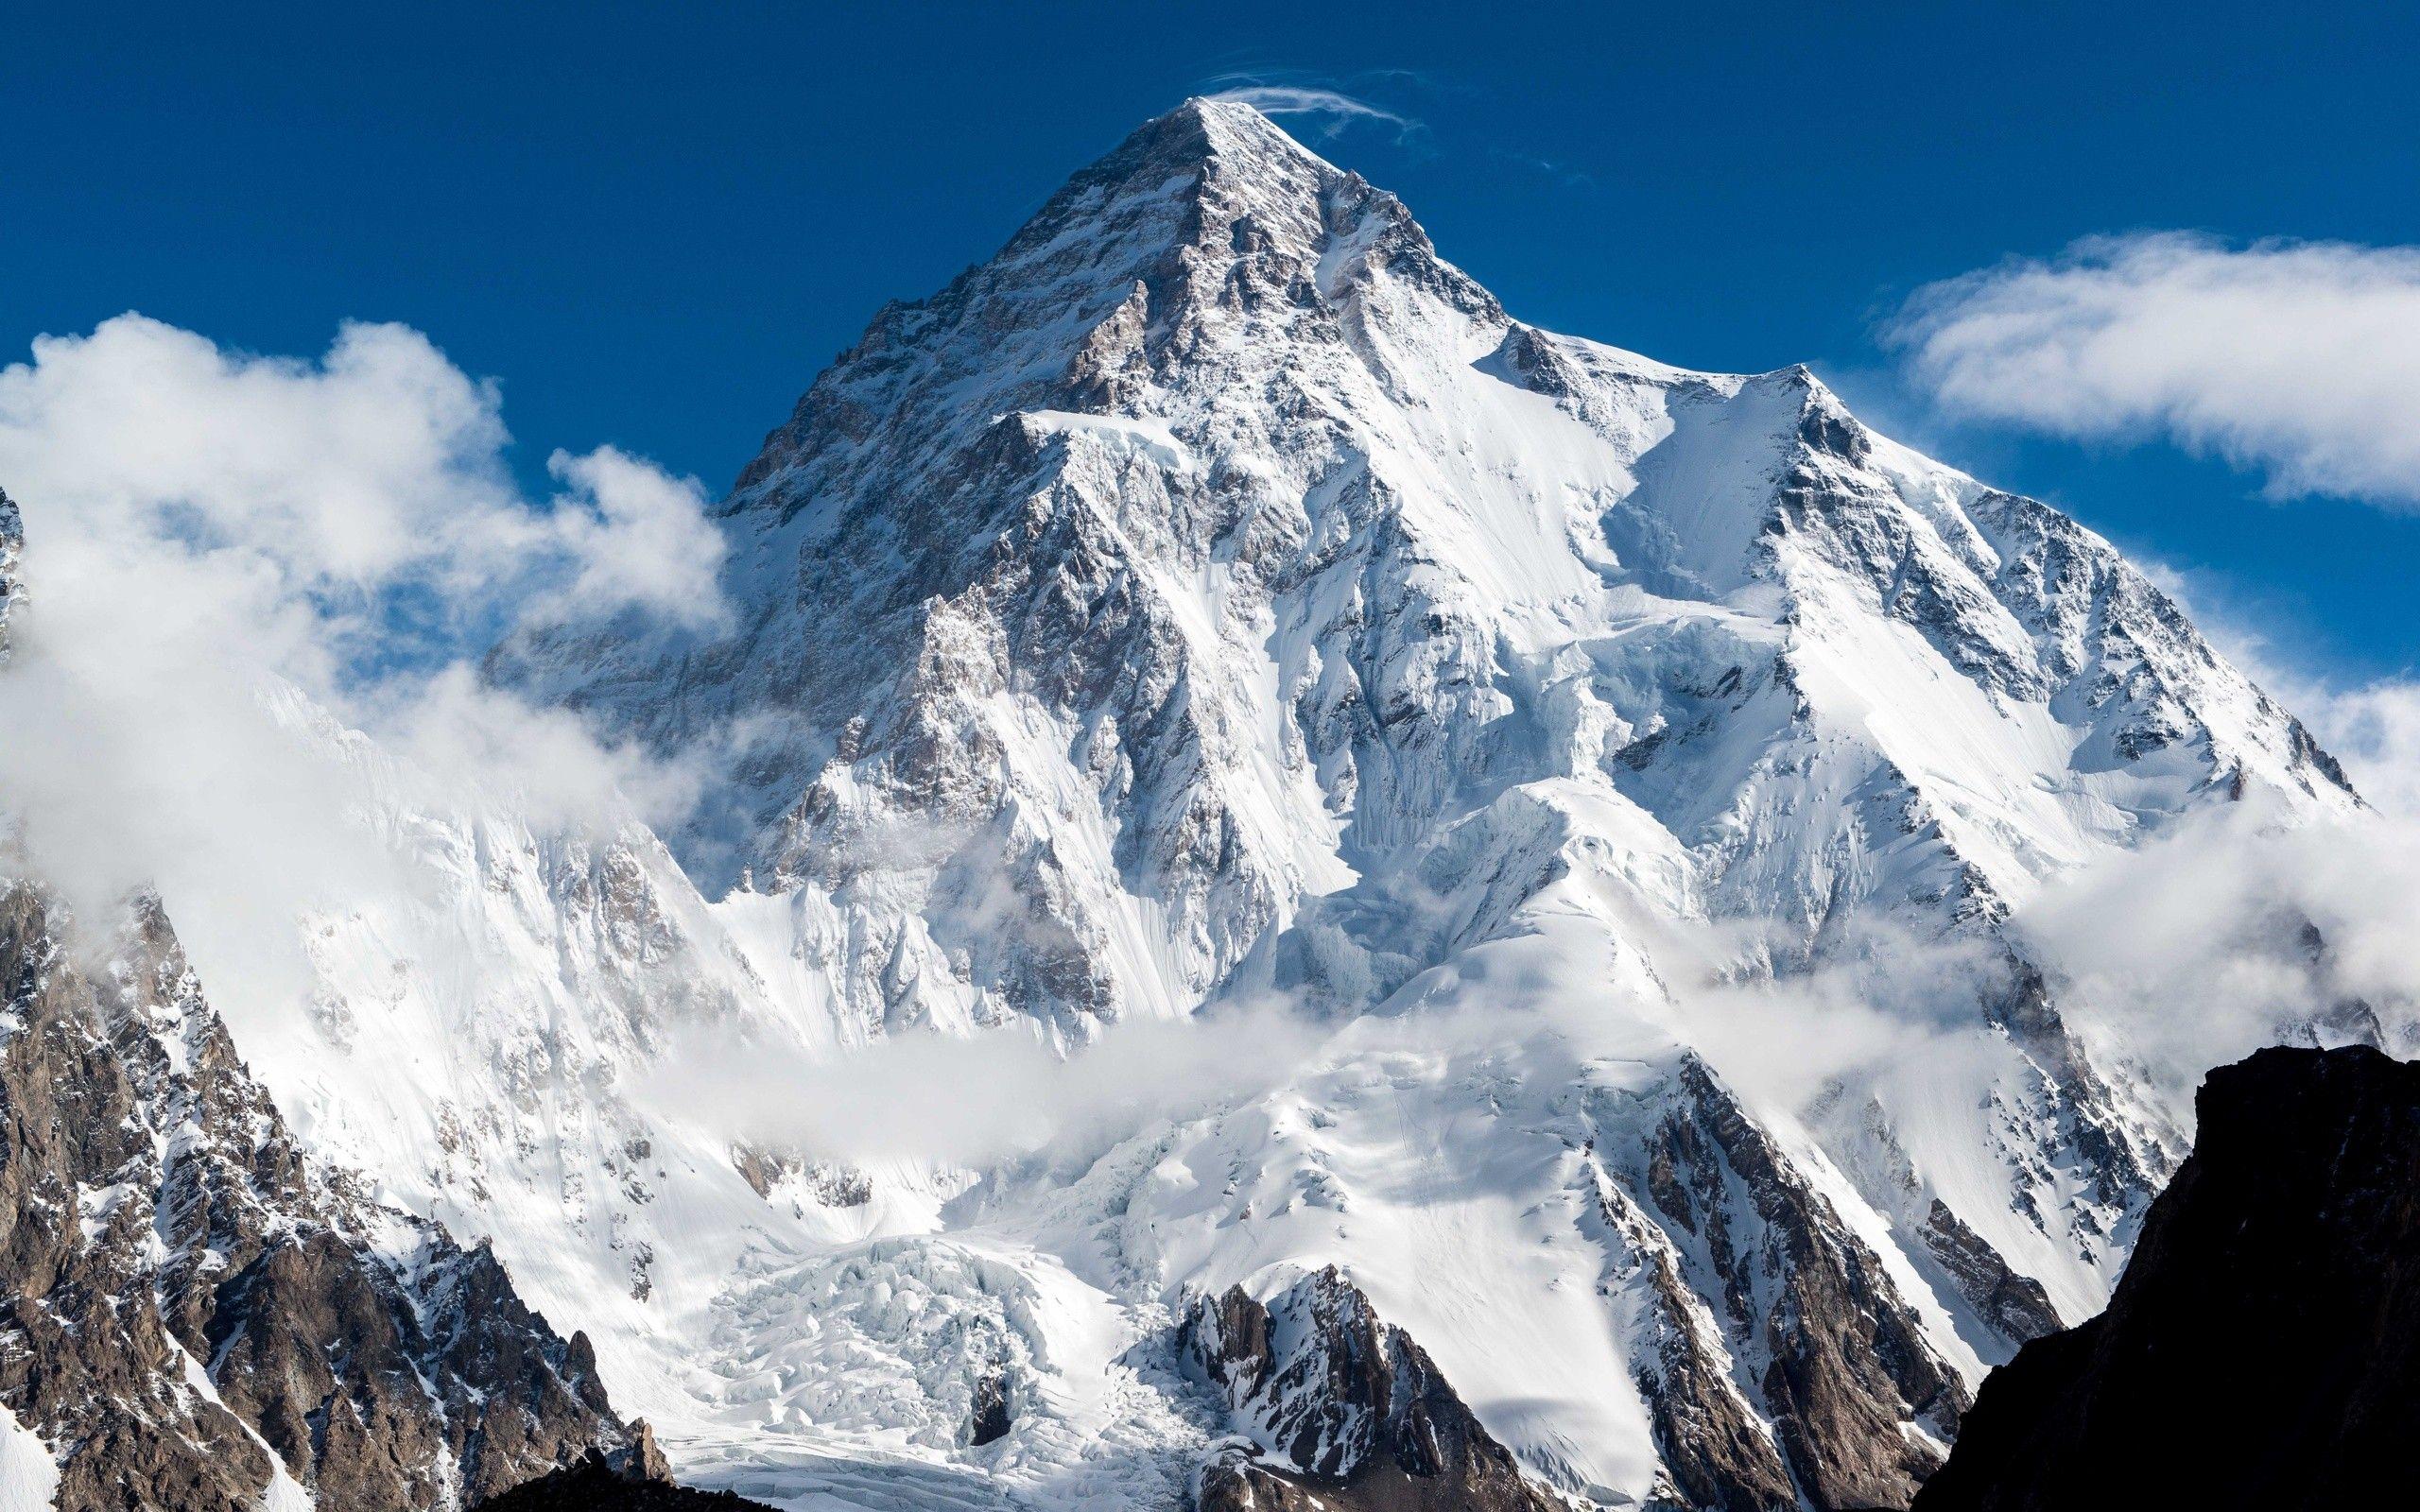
<box><xmin>8</xmin><ymin>1</ymin><xmax>2418</xmax><ymax>681</ymax></box>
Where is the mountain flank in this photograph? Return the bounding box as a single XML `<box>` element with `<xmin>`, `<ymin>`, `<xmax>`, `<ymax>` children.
<box><xmin>1913</xmin><ymin>1044</ymin><xmax>2420</xmax><ymax>1511</ymax></box>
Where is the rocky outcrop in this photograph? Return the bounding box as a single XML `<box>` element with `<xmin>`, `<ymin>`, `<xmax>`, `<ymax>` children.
<box><xmin>0</xmin><ymin>880</ymin><xmax>644</xmax><ymax>1509</ymax></box>
<box><xmin>1181</xmin><ymin>1268</ymin><xmax>1560</xmax><ymax>1512</ymax></box>
<box><xmin>1635</xmin><ymin>1060</ymin><xmax>1967</xmax><ymax>1509</ymax></box>
<box><xmin>1591</xmin><ymin>1175</ymin><xmax>1800</xmax><ymax>1511</ymax></box>
<box><xmin>0</xmin><ymin>487</ymin><xmax>23</xmax><ymax>662</ymax></box>
<box><xmin>1918</xmin><ymin>1200</ymin><xmax>2061</xmax><ymax>1346</ymax></box>
<box><xmin>1913</xmin><ymin>1045</ymin><xmax>2420</xmax><ymax>1511</ymax></box>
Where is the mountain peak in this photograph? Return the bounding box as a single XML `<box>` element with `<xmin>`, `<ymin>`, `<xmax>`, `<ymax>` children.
<box><xmin>1111</xmin><ymin>94</ymin><xmax>1334</xmax><ymax>178</ymax></box>
<box><xmin>1008</xmin><ymin>93</ymin><xmax>1355</xmax><ymax>267</ymax></box>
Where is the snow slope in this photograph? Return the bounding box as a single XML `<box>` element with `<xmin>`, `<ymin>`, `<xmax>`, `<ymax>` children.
<box><xmin>102</xmin><ymin>100</ymin><xmax>2373</xmax><ymax>1511</ymax></box>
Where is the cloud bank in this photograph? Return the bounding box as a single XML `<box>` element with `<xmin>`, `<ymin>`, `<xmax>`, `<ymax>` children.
<box><xmin>1892</xmin><ymin>232</ymin><xmax>2420</xmax><ymax>506</ymax></box>
<box><xmin>642</xmin><ymin>1001</ymin><xmax>1325</xmax><ymax>1169</ymax></box>
<box><xmin>0</xmin><ymin>313</ymin><xmax>724</xmax><ymax>931</ymax></box>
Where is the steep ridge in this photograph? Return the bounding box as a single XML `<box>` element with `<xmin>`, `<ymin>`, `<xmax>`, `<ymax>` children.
<box><xmin>1182</xmin><ymin>1268</ymin><xmax>1561</xmax><ymax>1512</ymax></box>
<box><xmin>1912</xmin><ymin>1044</ymin><xmax>2420</xmax><ymax>1511</ymax></box>
<box><xmin>5</xmin><ymin>103</ymin><xmax>2372</xmax><ymax>1510</ymax></box>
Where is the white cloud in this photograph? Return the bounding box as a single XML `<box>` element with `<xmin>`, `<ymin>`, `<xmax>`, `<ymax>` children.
<box><xmin>0</xmin><ymin>313</ymin><xmax>726</xmax><ymax>931</ymax></box>
<box><xmin>1891</xmin><ymin>232</ymin><xmax>2420</xmax><ymax>505</ymax></box>
<box><xmin>2292</xmin><ymin>678</ymin><xmax>2420</xmax><ymax>816</ymax></box>
<box><xmin>538</xmin><ymin>445</ymin><xmax>728</xmax><ymax>630</ymax></box>
<box><xmin>0</xmin><ymin>314</ymin><xmax>727</xmax><ymax>662</ymax></box>
<box><xmin>641</xmin><ymin>1000</ymin><xmax>1324</xmax><ymax>1168</ymax></box>
<box><xmin>2013</xmin><ymin>804</ymin><xmax>2420</xmax><ymax>1110</ymax></box>
<box><xmin>1205</xmin><ymin>84</ymin><xmax>1417</xmax><ymax>135</ymax></box>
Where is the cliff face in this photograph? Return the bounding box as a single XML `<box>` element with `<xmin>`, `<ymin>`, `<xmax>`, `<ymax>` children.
<box><xmin>0</xmin><ymin>880</ymin><xmax>645</xmax><ymax>1510</ymax></box>
<box><xmin>1913</xmin><ymin>1044</ymin><xmax>2420</xmax><ymax>1512</ymax></box>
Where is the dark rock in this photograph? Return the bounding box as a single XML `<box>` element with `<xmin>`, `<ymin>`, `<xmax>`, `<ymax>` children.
<box><xmin>966</xmin><ymin>1369</ymin><xmax>1013</xmax><ymax>1446</ymax></box>
<box><xmin>1181</xmin><ymin>1267</ymin><xmax>1562</xmax><ymax>1512</ymax></box>
<box><xmin>1918</xmin><ymin>1200</ymin><xmax>2062</xmax><ymax>1346</ymax></box>
<box><xmin>1619</xmin><ymin>1214</ymin><xmax>1800</xmax><ymax>1511</ymax></box>
<box><xmin>1639</xmin><ymin>1059</ymin><xmax>1966</xmax><ymax>1509</ymax></box>
<box><xmin>1913</xmin><ymin>1045</ymin><xmax>2420</xmax><ymax>1512</ymax></box>
<box><xmin>473</xmin><ymin>1452</ymin><xmax>777</xmax><ymax>1511</ymax></box>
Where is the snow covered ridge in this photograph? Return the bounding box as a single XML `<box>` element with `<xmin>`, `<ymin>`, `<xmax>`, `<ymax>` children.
<box><xmin>0</xmin><ymin>98</ymin><xmax>2385</xmax><ymax>1511</ymax></box>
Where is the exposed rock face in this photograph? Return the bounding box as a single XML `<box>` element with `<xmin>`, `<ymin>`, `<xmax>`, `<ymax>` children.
<box><xmin>1181</xmin><ymin>1268</ymin><xmax>1561</xmax><ymax>1512</ymax></box>
<box><xmin>1632</xmin><ymin>1059</ymin><xmax>1966</xmax><ymax>1508</ymax></box>
<box><xmin>0</xmin><ymin>879</ymin><xmax>643</xmax><ymax>1509</ymax></box>
<box><xmin>0</xmin><ymin>488</ymin><xmax>22</xmax><ymax>662</ymax></box>
<box><xmin>1913</xmin><ymin>1045</ymin><xmax>2420</xmax><ymax>1512</ymax></box>
<box><xmin>1918</xmin><ymin>1201</ymin><xmax>2062</xmax><ymax>1347</ymax></box>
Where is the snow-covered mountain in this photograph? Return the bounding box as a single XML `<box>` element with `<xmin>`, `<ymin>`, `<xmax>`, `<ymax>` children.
<box><xmin>483</xmin><ymin>98</ymin><xmax>2367</xmax><ymax>1508</ymax></box>
<box><xmin>2</xmin><ymin>99</ymin><xmax>2377</xmax><ymax>1511</ymax></box>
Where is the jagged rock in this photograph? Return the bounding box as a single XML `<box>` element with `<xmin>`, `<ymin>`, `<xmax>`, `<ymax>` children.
<box><xmin>1635</xmin><ymin>1060</ymin><xmax>1968</xmax><ymax>1509</ymax></box>
<box><xmin>966</xmin><ymin>1369</ymin><xmax>1013</xmax><ymax>1446</ymax></box>
<box><xmin>0</xmin><ymin>881</ymin><xmax>641</xmax><ymax>1510</ymax></box>
<box><xmin>1918</xmin><ymin>1200</ymin><xmax>2062</xmax><ymax>1346</ymax></box>
<box><xmin>1181</xmin><ymin>1268</ymin><xmax>1561</xmax><ymax>1512</ymax></box>
<box><xmin>1914</xmin><ymin>1045</ymin><xmax>2420</xmax><ymax>1511</ymax></box>
<box><xmin>1593</xmin><ymin>1177</ymin><xmax>1799</xmax><ymax>1511</ymax></box>
<box><xmin>0</xmin><ymin>487</ymin><xmax>22</xmax><ymax>664</ymax></box>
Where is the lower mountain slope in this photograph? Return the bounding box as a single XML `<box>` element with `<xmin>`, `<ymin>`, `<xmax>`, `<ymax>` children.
<box><xmin>0</xmin><ymin>875</ymin><xmax>652</xmax><ymax>1510</ymax></box>
<box><xmin>1912</xmin><ymin>1044</ymin><xmax>2420</xmax><ymax>1512</ymax></box>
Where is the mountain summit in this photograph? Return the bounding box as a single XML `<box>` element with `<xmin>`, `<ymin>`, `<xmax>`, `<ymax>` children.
<box><xmin>228</xmin><ymin>97</ymin><xmax>2376</xmax><ymax>1509</ymax></box>
<box><xmin>503</xmin><ymin>95</ymin><xmax>2347</xmax><ymax>1032</ymax></box>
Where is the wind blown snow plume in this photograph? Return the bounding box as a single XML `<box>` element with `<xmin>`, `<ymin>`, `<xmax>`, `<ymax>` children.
<box><xmin>1891</xmin><ymin>232</ymin><xmax>2420</xmax><ymax>505</ymax></box>
<box><xmin>1202</xmin><ymin>81</ymin><xmax>1417</xmax><ymax>136</ymax></box>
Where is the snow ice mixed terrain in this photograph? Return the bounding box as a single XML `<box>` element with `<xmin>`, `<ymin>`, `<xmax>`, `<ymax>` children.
<box><xmin>0</xmin><ymin>99</ymin><xmax>2391</xmax><ymax>1511</ymax></box>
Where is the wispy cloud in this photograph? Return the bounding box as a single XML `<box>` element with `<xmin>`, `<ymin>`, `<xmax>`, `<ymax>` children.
<box><xmin>1201</xmin><ymin>72</ymin><xmax>1423</xmax><ymax>142</ymax></box>
<box><xmin>1888</xmin><ymin>232</ymin><xmax>2420</xmax><ymax>507</ymax></box>
<box><xmin>1488</xmin><ymin>145</ymin><xmax>1596</xmax><ymax>189</ymax></box>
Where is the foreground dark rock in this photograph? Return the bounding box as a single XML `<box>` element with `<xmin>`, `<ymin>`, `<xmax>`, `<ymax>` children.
<box><xmin>1181</xmin><ymin>1267</ymin><xmax>1562</xmax><ymax>1512</ymax></box>
<box><xmin>1913</xmin><ymin>1044</ymin><xmax>2420</xmax><ymax>1512</ymax></box>
<box><xmin>0</xmin><ymin>880</ymin><xmax>646</xmax><ymax>1509</ymax></box>
<box><xmin>474</xmin><ymin>1452</ymin><xmax>778</xmax><ymax>1510</ymax></box>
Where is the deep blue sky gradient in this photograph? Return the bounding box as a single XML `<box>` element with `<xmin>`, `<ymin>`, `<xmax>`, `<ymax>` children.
<box><xmin>9</xmin><ymin>1</ymin><xmax>2417</xmax><ymax>678</ymax></box>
